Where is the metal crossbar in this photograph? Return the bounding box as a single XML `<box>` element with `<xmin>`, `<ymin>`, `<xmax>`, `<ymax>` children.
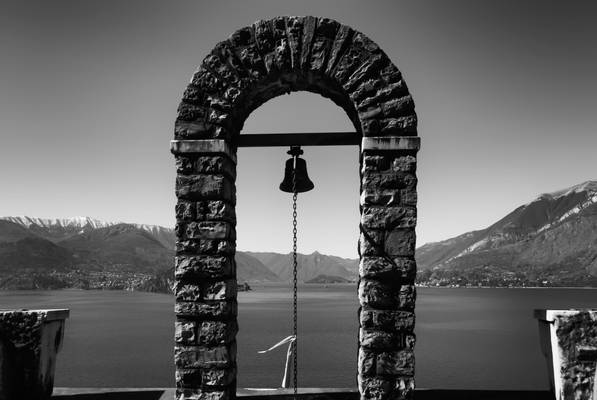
<box><xmin>237</xmin><ymin>132</ymin><xmax>359</xmax><ymax>147</ymax></box>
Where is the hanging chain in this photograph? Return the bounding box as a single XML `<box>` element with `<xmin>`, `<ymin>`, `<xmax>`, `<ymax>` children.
<box><xmin>292</xmin><ymin>155</ymin><xmax>298</xmax><ymax>399</ymax></box>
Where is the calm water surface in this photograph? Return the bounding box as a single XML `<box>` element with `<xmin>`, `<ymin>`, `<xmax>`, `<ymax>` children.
<box><xmin>1</xmin><ymin>286</ymin><xmax>595</xmax><ymax>389</ymax></box>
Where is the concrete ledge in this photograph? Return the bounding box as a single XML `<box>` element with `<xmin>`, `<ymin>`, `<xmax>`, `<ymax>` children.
<box><xmin>0</xmin><ymin>308</ymin><xmax>69</xmax><ymax>321</ymax></box>
<box><xmin>170</xmin><ymin>140</ymin><xmax>237</xmax><ymax>163</ymax></box>
<box><xmin>533</xmin><ymin>308</ymin><xmax>597</xmax><ymax>322</ymax></box>
<box><xmin>53</xmin><ymin>388</ymin><xmax>355</xmax><ymax>400</ymax></box>
<box><xmin>361</xmin><ymin>136</ymin><xmax>420</xmax><ymax>152</ymax></box>
<box><xmin>52</xmin><ymin>388</ymin><xmax>553</xmax><ymax>400</ymax></box>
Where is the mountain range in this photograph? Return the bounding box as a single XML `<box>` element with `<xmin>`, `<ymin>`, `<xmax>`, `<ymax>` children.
<box><xmin>1</xmin><ymin>179</ymin><xmax>596</xmax><ymax>289</ymax></box>
<box><xmin>416</xmin><ymin>180</ymin><xmax>597</xmax><ymax>286</ymax></box>
<box><xmin>0</xmin><ymin>216</ymin><xmax>358</xmax><ymax>290</ymax></box>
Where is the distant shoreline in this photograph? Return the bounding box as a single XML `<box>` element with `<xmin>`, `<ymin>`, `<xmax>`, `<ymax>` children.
<box><xmin>2</xmin><ymin>283</ymin><xmax>597</xmax><ymax>293</ymax></box>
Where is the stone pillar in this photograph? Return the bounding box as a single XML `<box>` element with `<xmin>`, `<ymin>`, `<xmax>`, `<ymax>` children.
<box><xmin>171</xmin><ymin>139</ymin><xmax>238</xmax><ymax>400</ymax></box>
<box><xmin>535</xmin><ymin>309</ymin><xmax>597</xmax><ymax>400</ymax></box>
<box><xmin>0</xmin><ymin>309</ymin><xmax>69</xmax><ymax>400</ymax></box>
<box><xmin>358</xmin><ymin>136</ymin><xmax>420</xmax><ymax>400</ymax></box>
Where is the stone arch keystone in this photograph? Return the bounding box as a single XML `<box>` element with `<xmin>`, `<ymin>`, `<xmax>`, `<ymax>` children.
<box><xmin>171</xmin><ymin>16</ymin><xmax>419</xmax><ymax>400</ymax></box>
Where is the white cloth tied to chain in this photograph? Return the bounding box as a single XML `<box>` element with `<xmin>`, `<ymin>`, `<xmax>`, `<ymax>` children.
<box><xmin>257</xmin><ymin>335</ymin><xmax>296</xmax><ymax>388</ymax></box>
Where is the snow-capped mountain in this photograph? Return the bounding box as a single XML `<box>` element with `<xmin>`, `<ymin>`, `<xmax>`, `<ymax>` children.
<box><xmin>2</xmin><ymin>216</ymin><xmax>113</xmax><ymax>230</ymax></box>
<box><xmin>0</xmin><ymin>216</ymin><xmax>358</xmax><ymax>285</ymax></box>
<box><xmin>417</xmin><ymin>180</ymin><xmax>597</xmax><ymax>286</ymax></box>
<box><xmin>0</xmin><ymin>216</ymin><xmax>174</xmax><ymax>245</ymax></box>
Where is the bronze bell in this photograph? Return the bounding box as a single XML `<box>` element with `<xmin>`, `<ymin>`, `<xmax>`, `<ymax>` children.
<box><xmin>279</xmin><ymin>146</ymin><xmax>314</xmax><ymax>193</ymax></box>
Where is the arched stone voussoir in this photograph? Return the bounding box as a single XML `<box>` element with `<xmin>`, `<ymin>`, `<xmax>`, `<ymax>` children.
<box><xmin>175</xmin><ymin>16</ymin><xmax>418</xmax><ymax>141</ymax></box>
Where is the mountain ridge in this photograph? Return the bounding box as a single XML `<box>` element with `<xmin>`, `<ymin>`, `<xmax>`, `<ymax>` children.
<box><xmin>417</xmin><ymin>180</ymin><xmax>597</xmax><ymax>286</ymax></box>
<box><xmin>3</xmin><ymin>179</ymin><xmax>595</xmax><ymax>289</ymax></box>
<box><xmin>0</xmin><ymin>217</ymin><xmax>358</xmax><ymax>290</ymax></box>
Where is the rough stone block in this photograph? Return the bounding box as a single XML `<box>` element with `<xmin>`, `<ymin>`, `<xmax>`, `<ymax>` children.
<box><xmin>177</xmin><ymin>102</ymin><xmax>208</xmax><ymax>122</ymax></box>
<box><xmin>360</xmin><ymin>328</ymin><xmax>398</xmax><ymax>349</ymax></box>
<box><xmin>380</xmin><ymin>95</ymin><xmax>415</xmax><ymax>118</ymax></box>
<box><xmin>176</xmin><ymin>201</ymin><xmax>197</xmax><ymax>221</ymax></box>
<box><xmin>175</xmin><ymin>321</ymin><xmax>197</xmax><ymax>344</ymax></box>
<box><xmin>174</xmin><ymin>345</ymin><xmax>233</xmax><ymax>369</ymax></box>
<box><xmin>175</xmin><ymin>256</ymin><xmax>234</xmax><ymax>280</ymax></box>
<box><xmin>198</xmin><ymin>321</ymin><xmax>237</xmax><ymax>345</ymax></box>
<box><xmin>359</xmin><ymin>230</ymin><xmax>384</xmax><ymax>257</ymax></box>
<box><xmin>359</xmin><ymin>257</ymin><xmax>416</xmax><ymax>280</ymax></box>
<box><xmin>398</xmin><ymin>285</ymin><xmax>416</xmax><ymax>310</ymax></box>
<box><xmin>361</xmin><ymin>155</ymin><xmax>416</xmax><ymax>174</ymax></box>
<box><xmin>357</xmin><ymin>81</ymin><xmax>410</xmax><ymax>112</ymax></box>
<box><xmin>217</xmin><ymin>241</ymin><xmax>235</xmax><ymax>254</ymax></box>
<box><xmin>175</xmin><ymin>301</ymin><xmax>237</xmax><ymax>319</ymax></box>
<box><xmin>201</xmin><ymin>200</ymin><xmax>236</xmax><ymax>222</ymax></box>
<box><xmin>175</xmin><ymin>239</ymin><xmax>235</xmax><ymax>255</ymax></box>
<box><xmin>176</xmin><ymin>368</ymin><xmax>202</xmax><ymax>388</ymax></box>
<box><xmin>342</xmin><ymin>51</ymin><xmax>385</xmax><ymax>92</ymax></box>
<box><xmin>176</xmin><ymin>156</ymin><xmax>196</xmax><ymax>174</ymax></box>
<box><xmin>394</xmin><ymin>312</ymin><xmax>416</xmax><ymax>331</ymax></box>
<box><xmin>198</xmin><ymin>391</ymin><xmax>231</xmax><ymax>400</ymax></box>
<box><xmin>176</xmin><ymin>175</ymin><xmax>233</xmax><ymax>202</ymax></box>
<box><xmin>359</xmin><ymin>282</ymin><xmax>415</xmax><ymax>311</ymax></box>
<box><xmin>175</xmin><ymin>284</ymin><xmax>201</xmax><ymax>301</ymax></box>
<box><xmin>392</xmin><ymin>156</ymin><xmax>417</xmax><ymax>173</ymax></box>
<box><xmin>310</xmin><ymin>20</ymin><xmax>338</xmax><ymax>72</ymax></box>
<box><xmin>358</xmin><ymin>376</ymin><xmax>395</xmax><ymax>400</ymax></box>
<box><xmin>384</xmin><ymin>229</ymin><xmax>416</xmax><ymax>257</ymax></box>
<box><xmin>403</xmin><ymin>334</ymin><xmax>416</xmax><ymax>349</ymax></box>
<box><xmin>394</xmin><ymin>377</ymin><xmax>415</xmax><ymax>399</ymax></box>
<box><xmin>176</xmin><ymin>388</ymin><xmax>232</xmax><ymax>400</ymax></box>
<box><xmin>360</xmin><ymin>187</ymin><xmax>417</xmax><ymax>207</ymax></box>
<box><xmin>271</xmin><ymin>17</ymin><xmax>291</xmax><ymax>71</ymax></box>
<box><xmin>362</xmin><ymin>155</ymin><xmax>389</xmax><ymax>172</ymax></box>
<box><xmin>358</xmin><ymin>348</ymin><xmax>376</xmax><ymax>377</ymax></box>
<box><xmin>206</xmin><ymin>109</ymin><xmax>232</xmax><ymax>128</ymax></box>
<box><xmin>359</xmin><ymin>228</ymin><xmax>418</xmax><ymax>258</ymax></box>
<box><xmin>360</xmin><ymin>309</ymin><xmax>415</xmax><ymax>332</ymax></box>
<box><xmin>361</xmin><ymin>206</ymin><xmax>416</xmax><ymax>230</ymax></box>
<box><xmin>358</xmin><ymin>280</ymin><xmax>397</xmax><ymax>309</ymax></box>
<box><xmin>194</xmin><ymin>156</ymin><xmax>236</xmax><ymax>177</ymax></box>
<box><xmin>185</xmin><ymin>221</ymin><xmax>235</xmax><ymax>240</ymax></box>
<box><xmin>360</xmin><ymin>188</ymin><xmax>401</xmax><ymax>207</ymax></box>
<box><xmin>285</xmin><ymin>17</ymin><xmax>303</xmax><ymax>70</ymax></box>
<box><xmin>176</xmin><ymin>388</ymin><xmax>201</xmax><ymax>400</ymax></box>
<box><xmin>174</xmin><ymin>121</ymin><xmax>229</xmax><ymax>141</ymax></box>
<box><xmin>376</xmin><ymin>350</ymin><xmax>414</xmax><ymax>376</ymax></box>
<box><xmin>325</xmin><ymin>24</ymin><xmax>353</xmax><ymax>76</ymax></box>
<box><xmin>350</xmin><ymin>78</ymin><xmax>383</xmax><ymax>107</ymax></box>
<box><xmin>379</xmin><ymin>116</ymin><xmax>418</xmax><ymax>135</ymax></box>
<box><xmin>254</xmin><ymin>19</ymin><xmax>275</xmax><ymax>53</ymax></box>
<box><xmin>400</xmin><ymin>188</ymin><xmax>417</xmax><ymax>206</ymax></box>
<box><xmin>201</xmin><ymin>280</ymin><xmax>237</xmax><ymax>301</ymax></box>
<box><xmin>201</xmin><ymin>368</ymin><xmax>236</xmax><ymax>386</ymax></box>
<box><xmin>361</xmin><ymin>171</ymin><xmax>417</xmax><ymax>191</ymax></box>
<box><xmin>333</xmin><ymin>32</ymin><xmax>380</xmax><ymax>85</ymax></box>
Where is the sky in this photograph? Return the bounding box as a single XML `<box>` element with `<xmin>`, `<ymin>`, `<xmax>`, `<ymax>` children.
<box><xmin>1</xmin><ymin>1</ymin><xmax>596</xmax><ymax>258</ymax></box>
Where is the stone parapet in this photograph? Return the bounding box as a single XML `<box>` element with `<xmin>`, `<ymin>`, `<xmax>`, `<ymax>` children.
<box><xmin>535</xmin><ymin>309</ymin><xmax>597</xmax><ymax>400</ymax></box>
<box><xmin>0</xmin><ymin>309</ymin><xmax>69</xmax><ymax>400</ymax></box>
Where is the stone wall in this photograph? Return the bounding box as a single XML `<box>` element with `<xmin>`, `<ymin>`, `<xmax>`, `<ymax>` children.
<box><xmin>0</xmin><ymin>309</ymin><xmax>68</xmax><ymax>400</ymax></box>
<box><xmin>555</xmin><ymin>311</ymin><xmax>597</xmax><ymax>400</ymax></box>
<box><xmin>173</xmin><ymin>16</ymin><xmax>418</xmax><ymax>400</ymax></box>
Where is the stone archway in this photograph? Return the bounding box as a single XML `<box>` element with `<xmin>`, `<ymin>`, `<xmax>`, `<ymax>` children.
<box><xmin>171</xmin><ymin>16</ymin><xmax>419</xmax><ymax>400</ymax></box>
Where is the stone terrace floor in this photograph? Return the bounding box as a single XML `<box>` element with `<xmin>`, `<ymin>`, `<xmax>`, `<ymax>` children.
<box><xmin>52</xmin><ymin>388</ymin><xmax>554</xmax><ymax>400</ymax></box>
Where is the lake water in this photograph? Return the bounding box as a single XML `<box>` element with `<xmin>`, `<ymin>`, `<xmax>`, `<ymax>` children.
<box><xmin>1</xmin><ymin>285</ymin><xmax>595</xmax><ymax>390</ymax></box>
